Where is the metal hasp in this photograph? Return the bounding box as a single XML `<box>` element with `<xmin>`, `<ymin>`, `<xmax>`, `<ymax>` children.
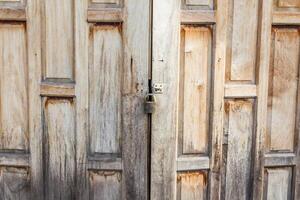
<box><xmin>152</xmin><ymin>83</ymin><xmax>164</xmax><ymax>94</ymax></box>
<box><xmin>144</xmin><ymin>93</ymin><xmax>156</xmax><ymax>114</ymax></box>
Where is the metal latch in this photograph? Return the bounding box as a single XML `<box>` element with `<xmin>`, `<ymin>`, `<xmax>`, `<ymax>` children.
<box><xmin>144</xmin><ymin>93</ymin><xmax>156</xmax><ymax>114</ymax></box>
<box><xmin>152</xmin><ymin>83</ymin><xmax>164</xmax><ymax>94</ymax></box>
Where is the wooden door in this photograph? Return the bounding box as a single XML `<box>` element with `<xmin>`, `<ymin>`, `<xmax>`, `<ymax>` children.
<box><xmin>0</xmin><ymin>0</ymin><xmax>150</xmax><ymax>199</ymax></box>
<box><xmin>151</xmin><ymin>0</ymin><xmax>300</xmax><ymax>200</ymax></box>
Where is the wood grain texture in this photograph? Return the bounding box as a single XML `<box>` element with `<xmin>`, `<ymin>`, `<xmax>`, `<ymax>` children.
<box><xmin>43</xmin><ymin>0</ymin><xmax>74</xmax><ymax>80</ymax></box>
<box><xmin>43</xmin><ymin>98</ymin><xmax>76</xmax><ymax>200</ymax></box>
<box><xmin>252</xmin><ymin>0</ymin><xmax>273</xmax><ymax>199</ymax></box>
<box><xmin>91</xmin><ymin>0</ymin><xmax>119</xmax><ymax>4</ymax></box>
<box><xmin>0</xmin><ymin>167</ymin><xmax>30</xmax><ymax>200</ymax></box>
<box><xmin>89</xmin><ymin>171</ymin><xmax>121</xmax><ymax>200</ymax></box>
<box><xmin>0</xmin><ymin>23</ymin><xmax>29</xmax><ymax>152</ymax></box>
<box><xmin>74</xmin><ymin>0</ymin><xmax>89</xmax><ymax>198</ymax></box>
<box><xmin>177</xmin><ymin>172</ymin><xmax>207</xmax><ymax>200</ymax></box>
<box><xmin>27</xmin><ymin>0</ymin><xmax>44</xmax><ymax>197</ymax></box>
<box><xmin>273</xmin><ymin>11</ymin><xmax>300</xmax><ymax>25</ymax></box>
<box><xmin>224</xmin><ymin>100</ymin><xmax>254</xmax><ymax>200</ymax></box>
<box><xmin>209</xmin><ymin>0</ymin><xmax>229</xmax><ymax>199</ymax></box>
<box><xmin>89</xmin><ymin>25</ymin><xmax>122</xmax><ymax>155</ymax></box>
<box><xmin>151</xmin><ymin>0</ymin><xmax>180</xmax><ymax>199</ymax></box>
<box><xmin>278</xmin><ymin>0</ymin><xmax>300</xmax><ymax>8</ymax></box>
<box><xmin>0</xmin><ymin>8</ymin><xmax>26</xmax><ymax>21</ymax></box>
<box><xmin>264</xmin><ymin>168</ymin><xmax>293</xmax><ymax>200</ymax></box>
<box><xmin>179</xmin><ymin>26</ymin><xmax>211</xmax><ymax>155</ymax></box>
<box><xmin>227</xmin><ymin>0</ymin><xmax>259</xmax><ymax>82</ymax></box>
<box><xmin>268</xmin><ymin>28</ymin><xmax>299</xmax><ymax>152</ymax></box>
<box><xmin>121</xmin><ymin>0</ymin><xmax>150</xmax><ymax>199</ymax></box>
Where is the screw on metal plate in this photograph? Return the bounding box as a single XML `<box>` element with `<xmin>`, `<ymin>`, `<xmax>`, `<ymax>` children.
<box><xmin>144</xmin><ymin>93</ymin><xmax>156</xmax><ymax>114</ymax></box>
<box><xmin>152</xmin><ymin>83</ymin><xmax>164</xmax><ymax>94</ymax></box>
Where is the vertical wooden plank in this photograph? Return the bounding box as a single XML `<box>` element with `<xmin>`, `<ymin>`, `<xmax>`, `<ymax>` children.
<box><xmin>74</xmin><ymin>0</ymin><xmax>89</xmax><ymax>198</ymax></box>
<box><xmin>89</xmin><ymin>25</ymin><xmax>122</xmax><ymax>155</ymax></box>
<box><xmin>0</xmin><ymin>23</ymin><xmax>28</xmax><ymax>151</ymax></box>
<box><xmin>0</xmin><ymin>168</ymin><xmax>30</xmax><ymax>200</ymax></box>
<box><xmin>179</xmin><ymin>26</ymin><xmax>211</xmax><ymax>155</ymax></box>
<box><xmin>228</xmin><ymin>0</ymin><xmax>259</xmax><ymax>82</ymax></box>
<box><xmin>89</xmin><ymin>171</ymin><xmax>122</xmax><ymax>200</ymax></box>
<box><xmin>209</xmin><ymin>0</ymin><xmax>229</xmax><ymax>199</ymax></box>
<box><xmin>252</xmin><ymin>0</ymin><xmax>273</xmax><ymax>199</ymax></box>
<box><xmin>27</xmin><ymin>0</ymin><xmax>44</xmax><ymax>197</ymax></box>
<box><xmin>224</xmin><ymin>100</ymin><xmax>254</xmax><ymax>200</ymax></box>
<box><xmin>44</xmin><ymin>99</ymin><xmax>76</xmax><ymax>200</ymax></box>
<box><xmin>43</xmin><ymin>0</ymin><xmax>74</xmax><ymax>80</ymax></box>
<box><xmin>264</xmin><ymin>168</ymin><xmax>293</xmax><ymax>200</ymax></box>
<box><xmin>151</xmin><ymin>0</ymin><xmax>180</xmax><ymax>199</ymax></box>
<box><xmin>177</xmin><ymin>172</ymin><xmax>207</xmax><ymax>200</ymax></box>
<box><xmin>121</xmin><ymin>0</ymin><xmax>150</xmax><ymax>199</ymax></box>
<box><xmin>268</xmin><ymin>28</ymin><xmax>299</xmax><ymax>152</ymax></box>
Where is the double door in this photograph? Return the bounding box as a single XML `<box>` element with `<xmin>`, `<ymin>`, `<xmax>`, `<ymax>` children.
<box><xmin>0</xmin><ymin>0</ymin><xmax>299</xmax><ymax>199</ymax></box>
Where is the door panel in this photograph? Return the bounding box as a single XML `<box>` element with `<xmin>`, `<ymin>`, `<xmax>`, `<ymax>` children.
<box><xmin>0</xmin><ymin>0</ymin><xmax>150</xmax><ymax>199</ymax></box>
<box><xmin>151</xmin><ymin>0</ymin><xmax>300</xmax><ymax>200</ymax></box>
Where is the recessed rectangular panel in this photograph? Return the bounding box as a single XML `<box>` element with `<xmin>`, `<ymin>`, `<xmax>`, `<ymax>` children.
<box><xmin>91</xmin><ymin>0</ymin><xmax>119</xmax><ymax>4</ymax></box>
<box><xmin>186</xmin><ymin>0</ymin><xmax>210</xmax><ymax>6</ymax></box>
<box><xmin>179</xmin><ymin>26</ymin><xmax>211</xmax><ymax>155</ymax></box>
<box><xmin>224</xmin><ymin>100</ymin><xmax>254</xmax><ymax>200</ymax></box>
<box><xmin>44</xmin><ymin>98</ymin><xmax>76</xmax><ymax>199</ymax></box>
<box><xmin>264</xmin><ymin>168</ymin><xmax>293</xmax><ymax>200</ymax></box>
<box><xmin>278</xmin><ymin>0</ymin><xmax>300</xmax><ymax>8</ymax></box>
<box><xmin>0</xmin><ymin>23</ymin><xmax>28</xmax><ymax>151</ymax></box>
<box><xmin>43</xmin><ymin>0</ymin><xmax>74</xmax><ymax>80</ymax></box>
<box><xmin>229</xmin><ymin>0</ymin><xmax>258</xmax><ymax>82</ymax></box>
<box><xmin>268</xmin><ymin>28</ymin><xmax>299</xmax><ymax>152</ymax></box>
<box><xmin>177</xmin><ymin>172</ymin><xmax>207</xmax><ymax>200</ymax></box>
<box><xmin>0</xmin><ymin>167</ymin><xmax>30</xmax><ymax>200</ymax></box>
<box><xmin>89</xmin><ymin>171</ymin><xmax>121</xmax><ymax>200</ymax></box>
<box><xmin>89</xmin><ymin>25</ymin><xmax>122</xmax><ymax>155</ymax></box>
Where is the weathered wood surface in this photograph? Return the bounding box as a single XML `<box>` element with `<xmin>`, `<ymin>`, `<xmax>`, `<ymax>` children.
<box><xmin>177</xmin><ymin>172</ymin><xmax>207</xmax><ymax>200</ymax></box>
<box><xmin>264</xmin><ymin>168</ymin><xmax>293</xmax><ymax>200</ymax></box>
<box><xmin>151</xmin><ymin>0</ymin><xmax>180</xmax><ymax>199</ymax></box>
<box><xmin>268</xmin><ymin>28</ymin><xmax>299</xmax><ymax>152</ymax></box>
<box><xmin>0</xmin><ymin>23</ymin><xmax>28</xmax><ymax>151</ymax></box>
<box><xmin>0</xmin><ymin>0</ymin><xmax>298</xmax><ymax>199</ymax></box>
<box><xmin>42</xmin><ymin>0</ymin><xmax>74</xmax><ymax>80</ymax></box>
<box><xmin>179</xmin><ymin>26</ymin><xmax>211</xmax><ymax>155</ymax></box>
<box><xmin>227</xmin><ymin>0</ymin><xmax>259</xmax><ymax>82</ymax></box>
<box><xmin>224</xmin><ymin>100</ymin><xmax>254</xmax><ymax>200</ymax></box>
<box><xmin>43</xmin><ymin>98</ymin><xmax>76</xmax><ymax>199</ymax></box>
<box><xmin>89</xmin><ymin>25</ymin><xmax>122</xmax><ymax>155</ymax></box>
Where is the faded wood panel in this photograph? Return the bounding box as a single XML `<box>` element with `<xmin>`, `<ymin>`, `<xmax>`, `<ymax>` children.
<box><xmin>264</xmin><ymin>168</ymin><xmax>293</xmax><ymax>200</ymax></box>
<box><xmin>183</xmin><ymin>0</ymin><xmax>213</xmax><ymax>9</ymax></box>
<box><xmin>0</xmin><ymin>23</ymin><xmax>29</xmax><ymax>151</ymax></box>
<box><xmin>43</xmin><ymin>0</ymin><xmax>74</xmax><ymax>80</ymax></box>
<box><xmin>151</xmin><ymin>0</ymin><xmax>180</xmax><ymax>198</ymax></box>
<box><xmin>252</xmin><ymin>1</ymin><xmax>274</xmax><ymax>199</ymax></box>
<box><xmin>186</xmin><ymin>0</ymin><xmax>210</xmax><ymax>6</ymax></box>
<box><xmin>177</xmin><ymin>172</ymin><xmax>207</xmax><ymax>200</ymax></box>
<box><xmin>209</xmin><ymin>0</ymin><xmax>229</xmax><ymax>199</ymax></box>
<box><xmin>91</xmin><ymin>0</ymin><xmax>119</xmax><ymax>4</ymax></box>
<box><xmin>44</xmin><ymin>99</ymin><xmax>76</xmax><ymax>200</ymax></box>
<box><xmin>89</xmin><ymin>171</ymin><xmax>121</xmax><ymax>200</ymax></box>
<box><xmin>224</xmin><ymin>100</ymin><xmax>254</xmax><ymax>200</ymax></box>
<box><xmin>228</xmin><ymin>0</ymin><xmax>259</xmax><ymax>82</ymax></box>
<box><xmin>268</xmin><ymin>28</ymin><xmax>300</xmax><ymax>152</ymax></box>
<box><xmin>120</xmin><ymin>0</ymin><xmax>150</xmax><ymax>199</ymax></box>
<box><xmin>0</xmin><ymin>167</ymin><xmax>30</xmax><ymax>200</ymax></box>
<box><xmin>278</xmin><ymin>0</ymin><xmax>300</xmax><ymax>8</ymax></box>
<box><xmin>89</xmin><ymin>25</ymin><xmax>122</xmax><ymax>155</ymax></box>
<box><xmin>179</xmin><ymin>26</ymin><xmax>211</xmax><ymax>155</ymax></box>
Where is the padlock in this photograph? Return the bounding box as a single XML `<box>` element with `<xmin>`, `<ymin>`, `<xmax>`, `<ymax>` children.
<box><xmin>144</xmin><ymin>93</ymin><xmax>156</xmax><ymax>114</ymax></box>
